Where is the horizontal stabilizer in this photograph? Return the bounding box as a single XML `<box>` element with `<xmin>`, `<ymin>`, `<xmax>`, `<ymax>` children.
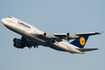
<box><xmin>77</xmin><ymin>48</ymin><xmax>98</xmax><ymax>52</ymax></box>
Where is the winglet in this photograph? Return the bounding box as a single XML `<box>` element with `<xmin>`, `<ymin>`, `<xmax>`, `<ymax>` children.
<box><xmin>99</xmin><ymin>31</ymin><xmax>104</xmax><ymax>34</ymax></box>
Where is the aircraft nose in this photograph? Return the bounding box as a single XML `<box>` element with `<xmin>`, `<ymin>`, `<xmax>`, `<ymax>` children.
<box><xmin>1</xmin><ymin>19</ymin><xmax>3</xmax><ymax>23</ymax></box>
<box><xmin>1</xmin><ymin>19</ymin><xmax>5</xmax><ymax>24</ymax></box>
<box><xmin>1</xmin><ymin>18</ymin><xmax>7</xmax><ymax>25</ymax></box>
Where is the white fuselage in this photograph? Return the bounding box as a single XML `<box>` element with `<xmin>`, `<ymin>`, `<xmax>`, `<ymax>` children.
<box><xmin>1</xmin><ymin>17</ymin><xmax>82</xmax><ymax>54</ymax></box>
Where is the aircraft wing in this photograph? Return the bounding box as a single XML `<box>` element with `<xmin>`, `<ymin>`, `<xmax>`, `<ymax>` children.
<box><xmin>54</xmin><ymin>31</ymin><xmax>103</xmax><ymax>40</ymax></box>
<box><xmin>75</xmin><ymin>31</ymin><xmax>103</xmax><ymax>36</ymax></box>
<box><xmin>77</xmin><ymin>48</ymin><xmax>99</xmax><ymax>52</ymax></box>
<box><xmin>53</xmin><ymin>33</ymin><xmax>67</xmax><ymax>39</ymax></box>
<box><xmin>37</xmin><ymin>31</ymin><xmax>103</xmax><ymax>41</ymax></box>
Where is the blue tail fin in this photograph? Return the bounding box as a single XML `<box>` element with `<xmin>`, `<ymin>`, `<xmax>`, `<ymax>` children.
<box><xmin>70</xmin><ymin>36</ymin><xmax>89</xmax><ymax>48</ymax></box>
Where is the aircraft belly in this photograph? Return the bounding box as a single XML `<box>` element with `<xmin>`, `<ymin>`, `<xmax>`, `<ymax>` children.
<box><xmin>48</xmin><ymin>41</ymin><xmax>72</xmax><ymax>52</ymax></box>
<box><xmin>22</xmin><ymin>34</ymin><xmax>46</xmax><ymax>45</ymax></box>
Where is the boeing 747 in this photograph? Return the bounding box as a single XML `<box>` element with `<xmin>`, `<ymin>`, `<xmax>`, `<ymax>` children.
<box><xmin>1</xmin><ymin>16</ymin><xmax>103</xmax><ymax>54</ymax></box>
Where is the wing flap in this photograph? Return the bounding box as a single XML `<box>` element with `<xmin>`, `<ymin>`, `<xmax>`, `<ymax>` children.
<box><xmin>54</xmin><ymin>33</ymin><xmax>67</xmax><ymax>39</ymax></box>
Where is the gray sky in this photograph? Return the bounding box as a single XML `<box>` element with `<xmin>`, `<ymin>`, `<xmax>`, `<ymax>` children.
<box><xmin>0</xmin><ymin>0</ymin><xmax>105</xmax><ymax>70</ymax></box>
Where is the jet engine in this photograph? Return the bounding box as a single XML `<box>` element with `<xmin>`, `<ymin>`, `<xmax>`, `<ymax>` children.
<box><xmin>43</xmin><ymin>33</ymin><xmax>56</xmax><ymax>39</ymax></box>
<box><xmin>66</xmin><ymin>33</ymin><xmax>79</xmax><ymax>39</ymax></box>
<box><xmin>13</xmin><ymin>38</ymin><xmax>22</xmax><ymax>44</ymax></box>
<box><xmin>13</xmin><ymin>38</ymin><xmax>25</xmax><ymax>49</ymax></box>
<box><xmin>13</xmin><ymin>43</ymin><xmax>25</xmax><ymax>48</ymax></box>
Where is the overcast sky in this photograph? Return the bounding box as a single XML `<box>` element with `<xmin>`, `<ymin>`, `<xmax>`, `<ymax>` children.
<box><xmin>0</xmin><ymin>0</ymin><xmax>105</xmax><ymax>70</ymax></box>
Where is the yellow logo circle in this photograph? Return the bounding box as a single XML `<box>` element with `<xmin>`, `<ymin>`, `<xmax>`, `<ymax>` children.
<box><xmin>80</xmin><ymin>37</ymin><xmax>85</xmax><ymax>46</ymax></box>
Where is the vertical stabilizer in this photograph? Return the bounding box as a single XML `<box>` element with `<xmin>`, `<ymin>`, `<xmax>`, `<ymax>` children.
<box><xmin>70</xmin><ymin>36</ymin><xmax>89</xmax><ymax>48</ymax></box>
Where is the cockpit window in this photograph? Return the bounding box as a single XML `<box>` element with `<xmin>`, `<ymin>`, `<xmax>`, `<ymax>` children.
<box><xmin>8</xmin><ymin>16</ymin><xmax>12</xmax><ymax>18</ymax></box>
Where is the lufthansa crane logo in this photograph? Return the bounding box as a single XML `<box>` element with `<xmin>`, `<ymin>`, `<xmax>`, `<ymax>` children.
<box><xmin>80</xmin><ymin>37</ymin><xmax>85</xmax><ymax>46</ymax></box>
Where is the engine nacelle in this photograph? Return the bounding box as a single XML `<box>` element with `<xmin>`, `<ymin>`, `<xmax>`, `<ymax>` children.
<box><xmin>13</xmin><ymin>38</ymin><xmax>26</xmax><ymax>49</ymax></box>
<box><xmin>13</xmin><ymin>38</ymin><xmax>22</xmax><ymax>44</ymax></box>
<box><xmin>13</xmin><ymin>43</ymin><xmax>25</xmax><ymax>49</ymax></box>
<box><xmin>66</xmin><ymin>33</ymin><xmax>79</xmax><ymax>39</ymax></box>
<box><xmin>43</xmin><ymin>33</ymin><xmax>56</xmax><ymax>39</ymax></box>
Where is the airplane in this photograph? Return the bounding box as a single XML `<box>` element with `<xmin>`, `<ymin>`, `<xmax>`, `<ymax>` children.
<box><xmin>1</xmin><ymin>16</ymin><xmax>103</xmax><ymax>54</ymax></box>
